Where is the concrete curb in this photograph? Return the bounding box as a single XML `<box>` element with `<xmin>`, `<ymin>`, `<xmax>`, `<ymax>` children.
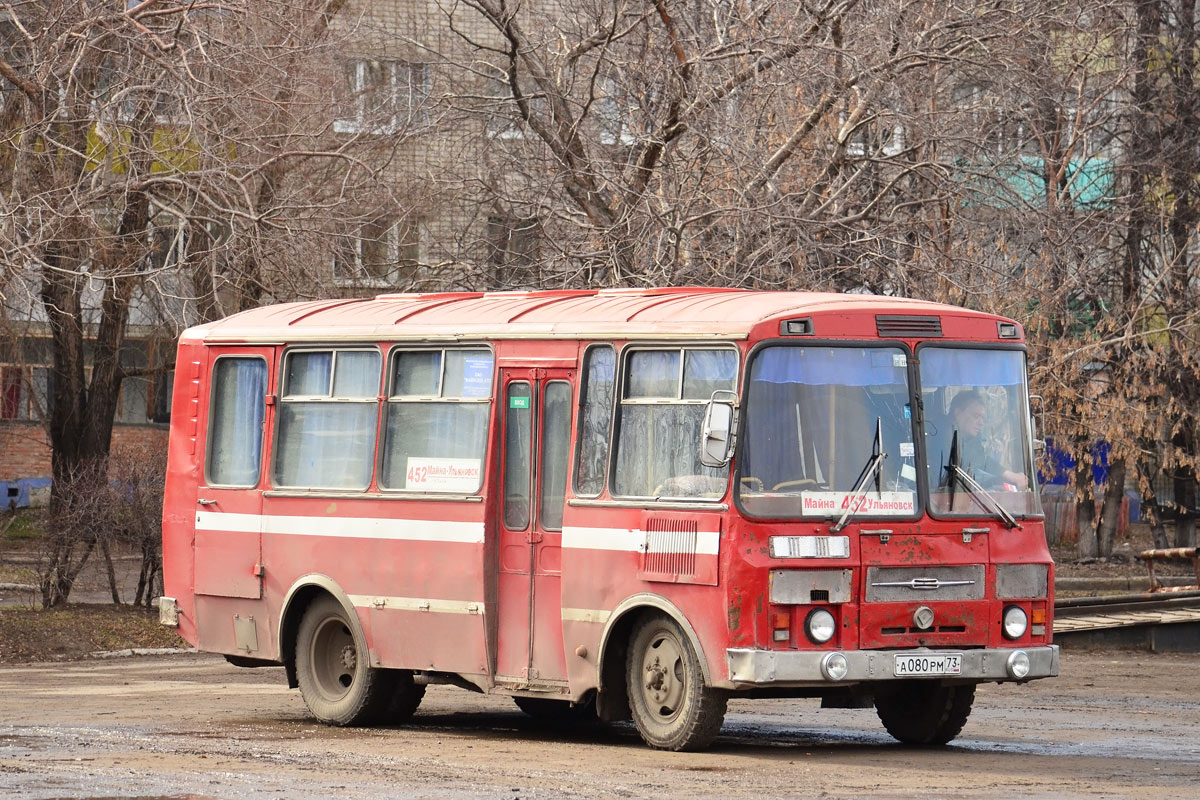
<box><xmin>89</xmin><ymin>647</ymin><xmax>198</xmax><ymax>659</ymax></box>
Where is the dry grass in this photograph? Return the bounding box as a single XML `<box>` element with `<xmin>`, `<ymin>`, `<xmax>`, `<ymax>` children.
<box><xmin>0</xmin><ymin>604</ymin><xmax>187</xmax><ymax>663</ymax></box>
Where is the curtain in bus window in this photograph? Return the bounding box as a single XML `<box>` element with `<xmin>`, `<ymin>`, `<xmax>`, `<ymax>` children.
<box><xmin>276</xmin><ymin>402</ymin><xmax>377</xmax><ymax>489</ymax></box>
<box><xmin>919</xmin><ymin>348</ymin><xmax>1023</xmax><ymax>387</ymax></box>
<box><xmin>286</xmin><ymin>351</ymin><xmax>332</xmax><ymax>395</ymax></box>
<box><xmin>752</xmin><ymin>346</ymin><xmax>907</xmax><ymax>386</ymax></box>
<box><xmin>379</xmin><ymin>403</ymin><xmax>489</xmax><ymax>491</ymax></box>
<box><xmin>274</xmin><ymin>350</ymin><xmax>379</xmax><ymax>490</ymax></box>
<box><xmin>208</xmin><ymin>359</ymin><xmax>266</xmax><ymax>486</ymax></box>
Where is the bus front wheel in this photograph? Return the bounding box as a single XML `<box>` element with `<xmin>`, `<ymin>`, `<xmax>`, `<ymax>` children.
<box><xmin>295</xmin><ymin>596</ymin><xmax>397</xmax><ymax>726</ymax></box>
<box><xmin>874</xmin><ymin>681</ymin><xmax>975</xmax><ymax>745</ymax></box>
<box><xmin>626</xmin><ymin>615</ymin><xmax>726</xmax><ymax>751</ymax></box>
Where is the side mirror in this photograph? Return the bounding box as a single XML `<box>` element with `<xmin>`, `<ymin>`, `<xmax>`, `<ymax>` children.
<box><xmin>700</xmin><ymin>390</ymin><xmax>738</xmax><ymax>468</ymax></box>
<box><xmin>1029</xmin><ymin>394</ymin><xmax>1046</xmax><ymax>456</ymax></box>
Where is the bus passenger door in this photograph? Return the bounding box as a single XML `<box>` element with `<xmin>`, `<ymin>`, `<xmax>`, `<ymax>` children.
<box><xmin>193</xmin><ymin>349</ymin><xmax>273</xmax><ymax>600</ymax></box>
<box><xmin>495</xmin><ymin>368</ymin><xmax>573</xmax><ymax>687</ymax></box>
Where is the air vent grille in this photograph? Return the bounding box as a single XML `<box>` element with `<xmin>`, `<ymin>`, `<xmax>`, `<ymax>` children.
<box><xmin>643</xmin><ymin>518</ymin><xmax>699</xmax><ymax>578</ymax></box>
<box><xmin>876</xmin><ymin>315</ymin><xmax>943</xmax><ymax>338</ymax></box>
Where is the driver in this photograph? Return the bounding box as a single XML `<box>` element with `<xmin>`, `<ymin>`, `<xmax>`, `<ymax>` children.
<box><xmin>948</xmin><ymin>390</ymin><xmax>1029</xmax><ymax>490</ymax></box>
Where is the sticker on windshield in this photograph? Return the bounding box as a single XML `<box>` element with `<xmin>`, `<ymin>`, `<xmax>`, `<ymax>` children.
<box><xmin>893</xmin><ymin>353</ymin><xmax>907</xmax><ymax>367</ymax></box>
<box><xmin>800</xmin><ymin>491</ymin><xmax>916</xmax><ymax>516</ymax></box>
<box><xmin>899</xmin><ymin>442</ymin><xmax>915</xmax><ymax>458</ymax></box>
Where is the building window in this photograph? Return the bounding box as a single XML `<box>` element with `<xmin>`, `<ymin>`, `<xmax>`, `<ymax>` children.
<box><xmin>333</xmin><ymin>215</ymin><xmax>421</xmax><ymax>286</ymax></box>
<box><xmin>336</xmin><ymin>59</ymin><xmax>430</xmax><ymax>134</ymax></box>
<box><xmin>1</xmin><ymin>367</ymin><xmax>27</xmax><ymax>420</ymax></box>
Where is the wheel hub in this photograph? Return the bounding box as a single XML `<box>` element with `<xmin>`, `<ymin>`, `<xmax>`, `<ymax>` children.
<box><xmin>339</xmin><ymin>644</ymin><xmax>357</xmax><ymax>671</ymax></box>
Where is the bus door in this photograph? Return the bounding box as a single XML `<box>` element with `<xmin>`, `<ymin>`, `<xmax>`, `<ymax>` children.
<box><xmin>193</xmin><ymin>348</ymin><xmax>273</xmax><ymax>600</ymax></box>
<box><xmin>495</xmin><ymin>367</ymin><xmax>574</xmax><ymax>687</ymax></box>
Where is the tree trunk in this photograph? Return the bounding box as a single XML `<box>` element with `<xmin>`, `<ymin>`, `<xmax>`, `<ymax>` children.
<box><xmin>1075</xmin><ymin>459</ymin><xmax>1097</xmax><ymax>557</ymax></box>
<box><xmin>1144</xmin><ymin>499</ymin><xmax>1170</xmax><ymax>549</ymax></box>
<box><xmin>101</xmin><ymin>539</ymin><xmax>121</xmax><ymax>605</ymax></box>
<box><xmin>1094</xmin><ymin>458</ymin><xmax>1126</xmax><ymax>558</ymax></box>
<box><xmin>1174</xmin><ymin>471</ymin><xmax>1197</xmax><ymax>547</ymax></box>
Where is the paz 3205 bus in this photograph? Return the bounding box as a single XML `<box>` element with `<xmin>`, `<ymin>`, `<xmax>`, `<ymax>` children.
<box><xmin>160</xmin><ymin>288</ymin><xmax>1057</xmax><ymax>751</ymax></box>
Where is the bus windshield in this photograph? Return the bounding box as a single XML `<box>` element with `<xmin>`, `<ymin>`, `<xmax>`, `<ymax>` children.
<box><xmin>920</xmin><ymin>347</ymin><xmax>1041</xmax><ymax>519</ymax></box>
<box><xmin>738</xmin><ymin>345</ymin><xmax>918</xmax><ymax>519</ymax></box>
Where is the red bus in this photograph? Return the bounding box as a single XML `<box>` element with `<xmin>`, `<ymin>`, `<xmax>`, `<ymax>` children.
<box><xmin>160</xmin><ymin>288</ymin><xmax>1057</xmax><ymax>751</ymax></box>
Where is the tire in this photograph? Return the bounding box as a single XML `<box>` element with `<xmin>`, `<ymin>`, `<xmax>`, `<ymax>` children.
<box><xmin>874</xmin><ymin>681</ymin><xmax>976</xmax><ymax>745</ymax></box>
<box><xmin>513</xmin><ymin>695</ymin><xmax>595</xmax><ymax>722</ymax></box>
<box><xmin>386</xmin><ymin>669</ymin><xmax>427</xmax><ymax>723</ymax></box>
<box><xmin>295</xmin><ymin>596</ymin><xmax>396</xmax><ymax>726</ymax></box>
<box><xmin>626</xmin><ymin>615</ymin><xmax>726</xmax><ymax>751</ymax></box>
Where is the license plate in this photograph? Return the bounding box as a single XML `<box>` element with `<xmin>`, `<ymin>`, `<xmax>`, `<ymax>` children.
<box><xmin>894</xmin><ymin>653</ymin><xmax>963</xmax><ymax>676</ymax></box>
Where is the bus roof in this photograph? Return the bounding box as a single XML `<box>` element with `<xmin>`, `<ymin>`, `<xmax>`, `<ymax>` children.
<box><xmin>184</xmin><ymin>288</ymin><xmax>1016</xmax><ymax>343</ymax></box>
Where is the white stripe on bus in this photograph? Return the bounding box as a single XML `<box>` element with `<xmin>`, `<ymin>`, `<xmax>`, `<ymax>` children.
<box><xmin>192</xmin><ymin>515</ymin><xmax>716</xmax><ymax>553</ymax></box>
<box><xmin>347</xmin><ymin>595</ymin><xmax>485</xmax><ymax>615</ymax></box>
<box><xmin>195</xmin><ymin>511</ymin><xmax>484</xmax><ymax>543</ymax></box>
<box><xmin>561</xmin><ymin>607</ymin><xmax>611</xmax><ymax>624</ymax></box>
<box><xmin>561</xmin><ymin>526</ymin><xmax>719</xmax><ymax>555</ymax></box>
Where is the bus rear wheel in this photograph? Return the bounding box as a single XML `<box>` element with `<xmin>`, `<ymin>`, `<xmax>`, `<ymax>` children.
<box><xmin>295</xmin><ymin>596</ymin><xmax>397</xmax><ymax>726</ymax></box>
<box><xmin>626</xmin><ymin>615</ymin><xmax>726</xmax><ymax>751</ymax></box>
<box><xmin>874</xmin><ymin>681</ymin><xmax>976</xmax><ymax>745</ymax></box>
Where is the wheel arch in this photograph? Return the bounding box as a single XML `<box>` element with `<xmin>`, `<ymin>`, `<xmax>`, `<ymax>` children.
<box><xmin>277</xmin><ymin>574</ymin><xmax>363</xmax><ymax>689</ymax></box>
<box><xmin>593</xmin><ymin>594</ymin><xmax>712</xmax><ymax>720</ymax></box>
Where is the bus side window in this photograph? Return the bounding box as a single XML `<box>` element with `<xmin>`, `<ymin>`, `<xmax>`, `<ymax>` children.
<box><xmin>574</xmin><ymin>345</ymin><xmax>614</xmax><ymax>497</ymax></box>
<box><xmin>614</xmin><ymin>347</ymin><xmax>735</xmax><ymax>499</ymax></box>
<box><xmin>380</xmin><ymin>348</ymin><xmax>493</xmax><ymax>493</ymax></box>
<box><xmin>274</xmin><ymin>349</ymin><xmax>381</xmax><ymax>490</ymax></box>
<box><xmin>207</xmin><ymin>357</ymin><xmax>267</xmax><ymax>487</ymax></box>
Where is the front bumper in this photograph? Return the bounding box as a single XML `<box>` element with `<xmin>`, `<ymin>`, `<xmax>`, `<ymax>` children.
<box><xmin>725</xmin><ymin>644</ymin><xmax>1059</xmax><ymax>687</ymax></box>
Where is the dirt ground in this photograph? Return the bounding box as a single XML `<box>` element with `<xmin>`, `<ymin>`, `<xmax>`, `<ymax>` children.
<box><xmin>0</xmin><ymin>650</ymin><xmax>1197</xmax><ymax>799</ymax></box>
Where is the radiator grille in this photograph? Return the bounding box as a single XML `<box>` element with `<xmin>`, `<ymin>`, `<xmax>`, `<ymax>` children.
<box><xmin>876</xmin><ymin>314</ymin><xmax>943</xmax><ymax>338</ymax></box>
<box><xmin>866</xmin><ymin>565</ymin><xmax>985</xmax><ymax>602</ymax></box>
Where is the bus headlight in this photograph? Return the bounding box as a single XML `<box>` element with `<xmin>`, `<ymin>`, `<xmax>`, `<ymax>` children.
<box><xmin>821</xmin><ymin>652</ymin><xmax>849</xmax><ymax>681</ymax></box>
<box><xmin>1007</xmin><ymin>650</ymin><xmax>1031</xmax><ymax>679</ymax></box>
<box><xmin>1002</xmin><ymin>605</ymin><xmax>1028</xmax><ymax>640</ymax></box>
<box><xmin>805</xmin><ymin>608</ymin><xmax>837</xmax><ymax>644</ymax></box>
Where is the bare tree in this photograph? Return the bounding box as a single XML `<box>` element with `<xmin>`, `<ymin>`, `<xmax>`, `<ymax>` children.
<box><xmin>1</xmin><ymin>1</ymin><xmax>430</xmax><ymax>604</ymax></box>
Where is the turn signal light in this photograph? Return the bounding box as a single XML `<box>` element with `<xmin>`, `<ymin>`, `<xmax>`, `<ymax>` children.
<box><xmin>772</xmin><ymin>611</ymin><xmax>790</xmax><ymax>642</ymax></box>
<box><xmin>1031</xmin><ymin>608</ymin><xmax>1046</xmax><ymax>625</ymax></box>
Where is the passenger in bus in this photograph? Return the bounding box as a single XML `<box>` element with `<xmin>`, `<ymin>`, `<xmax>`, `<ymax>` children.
<box><xmin>948</xmin><ymin>390</ymin><xmax>1029</xmax><ymax>490</ymax></box>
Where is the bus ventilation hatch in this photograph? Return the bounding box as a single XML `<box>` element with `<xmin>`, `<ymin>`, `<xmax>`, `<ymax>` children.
<box><xmin>876</xmin><ymin>315</ymin><xmax>943</xmax><ymax>338</ymax></box>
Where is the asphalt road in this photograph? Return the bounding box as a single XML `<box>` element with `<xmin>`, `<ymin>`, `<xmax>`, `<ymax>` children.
<box><xmin>1</xmin><ymin>650</ymin><xmax>1197</xmax><ymax>799</ymax></box>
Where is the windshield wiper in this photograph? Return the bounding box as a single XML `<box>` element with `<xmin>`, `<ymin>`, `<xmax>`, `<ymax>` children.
<box><xmin>831</xmin><ymin>418</ymin><xmax>887</xmax><ymax>533</ymax></box>
<box><xmin>945</xmin><ymin>431</ymin><xmax>1020</xmax><ymax>529</ymax></box>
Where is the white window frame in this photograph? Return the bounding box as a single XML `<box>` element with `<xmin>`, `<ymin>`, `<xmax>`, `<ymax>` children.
<box><xmin>335</xmin><ymin>59</ymin><xmax>430</xmax><ymax>135</ymax></box>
